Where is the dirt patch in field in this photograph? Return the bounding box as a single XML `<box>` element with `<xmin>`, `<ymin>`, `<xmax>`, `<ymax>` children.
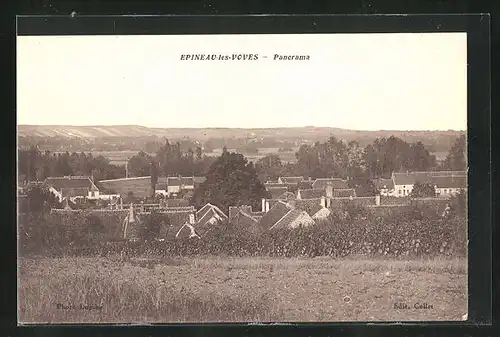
<box><xmin>18</xmin><ymin>256</ymin><xmax>467</xmax><ymax>323</ymax></box>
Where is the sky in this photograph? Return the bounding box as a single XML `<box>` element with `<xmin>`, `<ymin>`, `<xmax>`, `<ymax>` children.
<box><xmin>17</xmin><ymin>33</ymin><xmax>467</xmax><ymax>131</ymax></box>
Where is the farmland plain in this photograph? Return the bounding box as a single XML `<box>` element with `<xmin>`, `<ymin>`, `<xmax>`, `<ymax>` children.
<box><xmin>18</xmin><ymin>256</ymin><xmax>467</xmax><ymax>323</ymax></box>
<box><xmin>89</xmin><ymin>148</ymin><xmax>445</xmax><ymax>166</ymax></box>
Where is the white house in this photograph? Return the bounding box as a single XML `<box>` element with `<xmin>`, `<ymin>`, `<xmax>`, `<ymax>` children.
<box><xmin>391</xmin><ymin>171</ymin><xmax>467</xmax><ymax>197</ymax></box>
<box><xmin>45</xmin><ymin>176</ymin><xmax>100</xmax><ymax>202</ymax></box>
<box><xmin>433</xmin><ymin>175</ymin><xmax>467</xmax><ymax>197</ymax></box>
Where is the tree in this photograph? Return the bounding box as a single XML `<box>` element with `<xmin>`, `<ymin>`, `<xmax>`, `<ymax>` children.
<box><xmin>25</xmin><ymin>183</ymin><xmax>61</xmax><ymax>214</ymax></box>
<box><xmin>443</xmin><ymin>135</ymin><xmax>466</xmax><ymax>171</ymax></box>
<box><xmin>195</xmin><ymin>146</ymin><xmax>203</xmax><ymax>161</ymax></box>
<box><xmin>193</xmin><ymin>151</ymin><xmax>268</xmax><ymax>212</ymax></box>
<box><xmin>363</xmin><ymin>136</ymin><xmax>415</xmax><ymax>178</ymax></box>
<box><xmin>409</xmin><ymin>141</ymin><xmax>436</xmax><ymax>171</ymax></box>
<box><xmin>255</xmin><ymin>154</ymin><xmax>283</xmax><ymax>181</ymax></box>
<box><xmin>128</xmin><ymin>151</ymin><xmax>153</xmax><ymax>177</ymax></box>
<box><xmin>411</xmin><ymin>182</ymin><xmax>436</xmax><ymax>198</ymax></box>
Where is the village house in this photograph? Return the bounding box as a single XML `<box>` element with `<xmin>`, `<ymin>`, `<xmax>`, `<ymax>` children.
<box><xmin>155</xmin><ymin>209</ymin><xmax>198</xmax><ymax>240</ymax></box>
<box><xmin>293</xmin><ymin>199</ymin><xmax>331</xmax><ymax>220</ymax></box>
<box><xmin>265</xmin><ymin>182</ymin><xmax>286</xmax><ymax>188</ymax></box>
<box><xmin>297</xmin><ymin>188</ymin><xmax>326</xmax><ymax>200</ymax></box>
<box><xmin>165</xmin><ymin>176</ymin><xmax>198</xmax><ymax>196</ymax></box>
<box><xmin>258</xmin><ymin>200</ymin><xmax>315</xmax><ymax>230</ymax></box>
<box><xmin>277</xmin><ymin>176</ymin><xmax>304</xmax><ymax>185</ymax></box>
<box><xmin>391</xmin><ymin>171</ymin><xmax>466</xmax><ymax>197</ymax></box>
<box><xmin>181</xmin><ymin>177</ymin><xmax>195</xmax><ymax>190</ymax></box>
<box><xmin>196</xmin><ymin>203</ymin><xmax>228</xmax><ymax>228</ymax></box>
<box><xmin>374</xmin><ymin>178</ymin><xmax>395</xmax><ymax>196</ymax></box>
<box><xmin>175</xmin><ymin>223</ymin><xmax>201</xmax><ymax>239</ymax></box>
<box><xmin>166</xmin><ymin>177</ymin><xmax>182</xmax><ymax>195</ymax></box>
<box><xmin>266</xmin><ymin>186</ymin><xmax>289</xmax><ymax>199</ymax></box>
<box><xmin>433</xmin><ymin>175</ymin><xmax>467</xmax><ymax>197</ymax></box>
<box><xmin>228</xmin><ymin>205</ymin><xmax>261</xmax><ymax>233</ymax></box>
<box><xmin>332</xmin><ymin>188</ymin><xmax>357</xmax><ymax>198</ymax></box>
<box><xmin>311</xmin><ymin>178</ymin><xmax>349</xmax><ymax>191</ymax></box>
<box><xmin>155</xmin><ymin>182</ymin><xmax>168</xmax><ymax>197</ymax></box>
<box><xmin>45</xmin><ymin>176</ymin><xmax>101</xmax><ymax>202</ymax></box>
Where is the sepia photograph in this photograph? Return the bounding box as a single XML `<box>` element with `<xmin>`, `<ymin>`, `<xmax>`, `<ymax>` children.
<box><xmin>17</xmin><ymin>31</ymin><xmax>468</xmax><ymax>323</ymax></box>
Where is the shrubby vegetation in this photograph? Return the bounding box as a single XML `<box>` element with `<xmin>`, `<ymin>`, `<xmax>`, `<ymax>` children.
<box><xmin>19</xmin><ymin>192</ymin><xmax>466</xmax><ymax>259</ymax></box>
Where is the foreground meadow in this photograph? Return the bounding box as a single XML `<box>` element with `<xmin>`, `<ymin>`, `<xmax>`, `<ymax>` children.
<box><xmin>18</xmin><ymin>256</ymin><xmax>467</xmax><ymax>323</ymax></box>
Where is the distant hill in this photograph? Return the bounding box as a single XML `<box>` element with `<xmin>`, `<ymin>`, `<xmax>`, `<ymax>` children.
<box><xmin>17</xmin><ymin>125</ymin><xmax>465</xmax><ymax>154</ymax></box>
<box><xmin>17</xmin><ymin>125</ymin><xmax>464</xmax><ymax>141</ymax></box>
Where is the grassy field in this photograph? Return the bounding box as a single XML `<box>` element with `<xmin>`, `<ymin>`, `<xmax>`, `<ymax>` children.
<box><xmin>18</xmin><ymin>256</ymin><xmax>467</xmax><ymax>324</ymax></box>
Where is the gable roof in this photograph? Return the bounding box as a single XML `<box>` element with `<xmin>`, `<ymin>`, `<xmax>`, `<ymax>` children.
<box><xmin>196</xmin><ymin>203</ymin><xmax>228</xmax><ymax>222</ymax></box>
<box><xmin>197</xmin><ymin>208</ymin><xmax>222</xmax><ymax>226</ymax></box>
<box><xmin>312</xmin><ymin>178</ymin><xmax>349</xmax><ymax>190</ymax></box>
<box><xmin>374</xmin><ymin>178</ymin><xmax>395</xmax><ymax>190</ymax></box>
<box><xmin>230</xmin><ymin>208</ymin><xmax>259</xmax><ymax>226</ymax></box>
<box><xmin>265</xmin><ymin>183</ymin><xmax>287</xmax><ymax>189</ymax></box>
<box><xmin>45</xmin><ymin>176</ymin><xmax>97</xmax><ymax>191</ymax></box>
<box><xmin>298</xmin><ymin>181</ymin><xmax>313</xmax><ymax>190</ymax></box>
<box><xmin>156</xmin><ymin>183</ymin><xmax>167</xmax><ymax>191</ymax></box>
<box><xmin>267</xmin><ymin>187</ymin><xmax>289</xmax><ymax>199</ymax></box>
<box><xmin>265</xmin><ymin>180</ymin><xmax>280</xmax><ymax>184</ymax></box>
<box><xmin>167</xmin><ymin>177</ymin><xmax>182</xmax><ymax>186</ymax></box>
<box><xmin>298</xmin><ymin>188</ymin><xmax>326</xmax><ymax>199</ymax></box>
<box><xmin>181</xmin><ymin>177</ymin><xmax>194</xmax><ymax>186</ymax></box>
<box><xmin>175</xmin><ymin>223</ymin><xmax>201</xmax><ymax>239</ymax></box>
<box><xmin>278</xmin><ymin>191</ymin><xmax>296</xmax><ymax>200</ymax></box>
<box><xmin>294</xmin><ymin>199</ymin><xmax>324</xmax><ymax>217</ymax></box>
<box><xmin>271</xmin><ymin>209</ymin><xmax>311</xmax><ymax>230</ymax></box>
<box><xmin>265</xmin><ymin>199</ymin><xmax>284</xmax><ymax>210</ymax></box>
<box><xmin>258</xmin><ymin>201</ymin><xmax>292</xmax><ymax>230</ymax></box>
<box><xmin>432</xmin><ymin>175</ymin><xmax>467</xmax><ymax>189</ymax></box>
<box><xmin>392</xmin><ymin>171</ymin><xmax>466</xmax><ymax>186</ymax></box>
<box><xmin>333</xmin><ymin>188</ymin><xmax>357</xmax><ymax>197</ymax></box>
<box><xmin>279</xmin><ymin>176</ymin><xmax>304</xmax><ymax>184</ymax></box>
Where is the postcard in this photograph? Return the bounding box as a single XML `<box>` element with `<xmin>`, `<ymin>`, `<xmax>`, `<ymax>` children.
<box><xmin>17</xmin><ymin>29</ymin><xmax>468</xmax><ymax>323</ymax></box>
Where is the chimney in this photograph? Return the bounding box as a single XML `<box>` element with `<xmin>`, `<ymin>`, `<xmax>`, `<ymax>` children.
<box><xmin>375</xmin><ymin>194</ymin><xmax>381</xmax><ymax>206</ymax></box>
<box><xmin>120</xmin><ymin>197</ymin><xmax>123</xmax><ymax>210</ymax></box>
<box><xmin>140</xmin><ymin>201</ymin><xmax>144</xmax><ymax>213</ymax></box>
<box><xmin>261</xmin><ymin>198</ymin><xmax>266</xmax><ymax>212</ymax></box>
<box><xmin>326</xmin><ymin>197</ymin><xmax>331</xmax><ymax>208</ymax></box>
<box><xmin>266</xmin><ymin>201</ymin><xmax>270</xmax><ymax>213</ymax></box>
<box><xmin>229</xmin><ymin>206</ymin><xmax>238</xmax><ymax>220</ymax></box>
<box><xmin>326</xmin><ymin>183</ymin><xmax>333</xmax><ymax>198</ymax></box>
<box><xmin>320</xmin><ymin>196</ymin><xmax>326</xmax><ymax>208</ymax></box>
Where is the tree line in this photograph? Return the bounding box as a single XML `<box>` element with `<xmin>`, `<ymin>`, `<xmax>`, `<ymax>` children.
<box><xmin>255</xmin><ymin>134</ymin><xmax>466</xmax><ymax>181</ymax></box>
<box><xmin>17</xmin><ymin>148</ymin><xmax>126</xmax><ymax>184</ymax></box>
